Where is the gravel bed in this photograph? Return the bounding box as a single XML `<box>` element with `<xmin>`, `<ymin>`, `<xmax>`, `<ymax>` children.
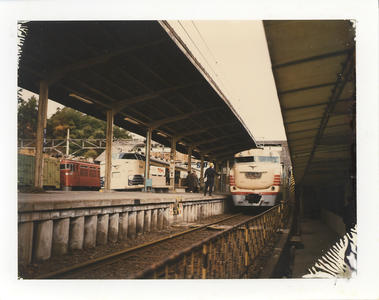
<box><xmin>18</xmin><ymin>214</ymin><xmax>233</xmax><ymax>279</ymax></box>
<box><xmin>58</xmin><ymin>214</ymin><xmax>253</xmax><ymax>279</ymax></box>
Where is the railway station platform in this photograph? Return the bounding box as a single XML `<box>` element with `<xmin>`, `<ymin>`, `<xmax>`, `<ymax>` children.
<box><xmin>18</xmin><ymin>191</ymin><xmax>230</xmax><ymax>266</ymax></box>
<box><xmin>292</xmin><ymin>216</ymin><xmax>341</xmax><ymax>278</ymax></box>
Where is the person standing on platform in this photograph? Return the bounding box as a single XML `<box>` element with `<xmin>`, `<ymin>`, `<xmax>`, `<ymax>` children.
<box><xmin>203</xmin><ymin>163</ymin><xmax>218</xmax><ymax>196</ymax></box>
<box><xmin>191</xmin><ymin>170</ymin><xmax>199</xmax><ymax>193</ymax></box>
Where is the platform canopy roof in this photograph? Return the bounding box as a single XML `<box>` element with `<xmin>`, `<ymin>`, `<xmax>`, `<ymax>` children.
<box><xmin>264</xmin><ymin>20</ymin><xmax>355</xmax><ymax>186</ymax></box>
<box><xmin>18</xmin><ymin>21</ymin><xmax>257</xmax><ymax>161</ymax></box>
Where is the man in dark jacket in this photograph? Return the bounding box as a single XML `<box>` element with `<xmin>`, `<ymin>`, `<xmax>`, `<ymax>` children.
<box><xmin>204</xmin><ymin>163</ymin><xmax>218</xmax><ymax>196</ymax></box>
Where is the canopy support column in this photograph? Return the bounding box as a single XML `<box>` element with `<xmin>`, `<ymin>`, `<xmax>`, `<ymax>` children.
<box><xmin>226</xmin><ymin>159</ymin><xmax>230</xmax><ymax>192</ymax></box>
<box><xmin>144</xmin><ymin>128</ymin><xmax>152</xmax><ymax>192</ymax></box>
<box><xmin>200</xmin><ymin>155</ymin><xmax>204</xmax><ymax>186</ymax></box>
<box><xmin>169</xmin><ymin>137</ymin><xmax>177</xmax><ymax>190</ymax></box>
<box><xmin>104</xmin><ymin>110</ymin><xmax>114</xmax><ymax>191</ymax></box>
<box><xmin>34</xmin><ymin>80</ymin><xmax>48</xmax><ymax>189</ymax></box>
<box><xmin>187</xmin><ymin>146</ymin><xmax>193</xmax><ymax>172</ymax></box>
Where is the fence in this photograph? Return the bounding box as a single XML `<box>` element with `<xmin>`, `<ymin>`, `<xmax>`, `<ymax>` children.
<box><xmin>133</xmin><ymin>202</ymin><xmax>290</xmax><ymax>279</ymax></box>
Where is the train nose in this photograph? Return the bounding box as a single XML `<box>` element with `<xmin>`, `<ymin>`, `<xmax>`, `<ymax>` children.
<box><xmin>246</xmin><ymin>194</ymin><xmax>262</xmax><ymax>204</ymax></box>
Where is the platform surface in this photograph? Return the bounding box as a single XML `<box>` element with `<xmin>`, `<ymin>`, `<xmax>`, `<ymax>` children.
<box><xmin>292</xmin><ymin>217</ymin><xmax>341</xmax><ymax>278</ymax></box>
<box><xmin>18</xmin><ymin>191</ymin><xmax>228</xmax><ymax>212</ymax></box>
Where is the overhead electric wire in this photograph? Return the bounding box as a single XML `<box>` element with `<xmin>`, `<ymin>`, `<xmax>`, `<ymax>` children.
<box><xmin>176</xmin><ymin>21</ymin><xmax>233</xmax><ymax>99</ymax></box>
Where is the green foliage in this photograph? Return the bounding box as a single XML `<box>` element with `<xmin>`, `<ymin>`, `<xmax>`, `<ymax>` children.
<box><xmin>83</xmin><ymin>149</ymin><xmax>98</xmax><ymax>159</ymax></box>
<box><xmin>46</xmin><ymin>107</ymin><xmax>131</xmax><ymax>140</ymax></box>
<box><xmin>18</xmin><ymin>93</ymin><xmax>38</xmax><ymax>139</ymax></box>
<box><xmin>17</xmin><ymin>94</ymin><xmax>132</xmax><ymax>157</ymax></box>
<box><xmin>46</xmin><ymin>107</ymin><xmax>131</xmax><ymax>156</ymax></box>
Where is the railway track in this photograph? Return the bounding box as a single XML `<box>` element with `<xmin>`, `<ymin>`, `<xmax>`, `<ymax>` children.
<box><xmin>37</xmin><ymin>213</ymin><xmax>255</xmax><ymax>279</ymax></box>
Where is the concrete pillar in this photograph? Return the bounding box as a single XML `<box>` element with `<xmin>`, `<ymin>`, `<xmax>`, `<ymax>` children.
<box><xmin>151</xmin><ymin>209</ymin><xmax>158</xmax><ymax>231</ymax></box>
<box><xmin>163</xmin><ymin>207</ymin><xmax>169</xmax><ymax>228</ymax></box>
<box><xmin>187</xmin><ymin>146</ymin><xmax>192</xmax><ymax>172</ymax></box>
<box><xmin>84</xmin><ymin>215</ymin><xmax>97</xmax><ymax>249</ymax></box>
<box><xmin>157</xmin><ymin>208</ymin><xmax>164</xmax><ymax>230</ymax></box>
<box><xmin>97</xmin><ymin>214</ymin><xmax>109</xmax><ymax>245</ymax></box>
<box><xmin>105</xmin><ymin>110</ymin><xmax>114</xmax><ymax>191</ymax></box>
<box><xmin>226</xmin><ymin>160</ymin><xmax>230</xmax><ymax>192</ymax></box>
<box><xmin>128</xmin><ymin>211</ymin><xmax>137</xmax><ymax>238</ymax></box>
<box><xmin>119</xmin><ymin>212</ymin><xmax>129</xmax><ymax>241</ymax></box>
<box><xmin>34</xmin><ymin>220</ymin><xmax>53</xmax><ymax>261</ymax></box>
<box><xmin>18</xmin><ymin>222</ymin><xmax>34</xmax><ymax>265</ymax></box>
<box><xmin>144</xmin><ymin>210</ymin><xmax>151</xmax><ymax>233</ymax></box>
<box><xmin>34</xmin><ymin>80</ymin><xmax>48</xmax><ymax>188</ymax></box>
<box><xmin>69</xmin><ymin>216</ymin><xmax>84</xmax><ymax>250</ymax></box>
<box><xmin>183</xmin><ymin>204</ymin><xmax>188</xmax><ymax>223</ymax></box>
<box><xmin>186</xmin><ymin>205</ymin><xmax>190</xmax><ymax>222</ymax></box>
<box><xmin>136</xmin><ymin>210</ymin><xmax>144</xmax><ymax>234</ymax></box>
<box><xmin>169</xmin><ymin>137</ymin><xmax>177</xmax><ymax>190</ymax></box>
<box><xmin>188</xmin><ymin>205</ymin><xmax>192</xmax><ymax>222</ymax></box>
<box><xmin>214</xmin><ymin>162</ymin><xmax>219</xmax><ymax>192</ymax></box>
<box><xmin>108</xmin><ymin>213</ymin><xmax>119</xmax><ymax>242</ymax></box>
<box><xmin>144</xmin><ymin>128</ymin><xmax>152</xmax><ymax>192</ymax></box>
<box><xmin>52</xmin><ymin>218</ymin><xmax>69</xmax><ymax>256</ymax></box>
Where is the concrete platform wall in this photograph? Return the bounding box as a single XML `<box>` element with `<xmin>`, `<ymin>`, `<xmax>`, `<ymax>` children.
<box><xmin>18</xmin><ymin>196</ymin><xmax>226</xmax><ymax>265</ymax></box>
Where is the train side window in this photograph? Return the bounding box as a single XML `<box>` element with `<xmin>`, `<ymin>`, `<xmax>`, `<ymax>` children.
<box><xmin>80</xmin><ymin>165</ymin><xmax>89</xmax><ymax>176</ymax></box>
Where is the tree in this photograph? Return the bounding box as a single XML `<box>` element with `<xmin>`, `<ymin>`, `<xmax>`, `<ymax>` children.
<box><xmin>47</xmin><ymin>107</ymin><xmax>132</xmax><ymax>156</ymax></box>
<box><xmin>17</xmin><ymin>93</ymin><xmax>38</xmax><ymax>139</ymax></box>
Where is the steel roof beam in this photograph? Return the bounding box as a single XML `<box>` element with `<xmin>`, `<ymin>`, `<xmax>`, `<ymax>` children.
<box><xmin>285</xmin><ymin>116</ymin><xmax>322</xmax><ymax>125</ymax></box>
<box><xmin>148</xmin><ymin>107</ymin><xmax>223</xmax><ymax>129</ymax></box>
<box><xmin>205</xmin><ymin>142</ymin><xmax>248</xmax><ymax>154</ymax></box>
<box><xmin>272</xmin><ymin>48</ymin><xmax>352</xmax><ymax>69</ymax></box>
<box><xmin>283</xmin><ymin>97</ymin><xmax>354</xmax><ymax>112</ymax></box>
<box><xmin>47</xmin><ymin>38</ymin><xmax>167</xmax><ymax>84</ymax></box>
<box><xmin>300</xmin><ymin>50</ymin><xmax>355</xmax><ymax>183</ymax></box>
<box><xmin>113</xmin><ymin>82</ymin><xmax>200</xmax><ymax>113</ymax></box>
<box><xmin>279</xmin><ymin>82</ymin><xmax>336</xmax><ymax>95</ymax></box>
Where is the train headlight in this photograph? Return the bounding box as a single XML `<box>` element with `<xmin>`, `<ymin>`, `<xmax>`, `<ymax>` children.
<box><xmin>128</xmin><ymin>175</ymin><xmax>134</xmax><ymax>180</ymax></box>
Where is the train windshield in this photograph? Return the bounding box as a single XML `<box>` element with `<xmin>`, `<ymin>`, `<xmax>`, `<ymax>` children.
<box><xmin>60</xmin><ymin>163</ymin><xmax>73</xmax><ymax>170</ymax></box>
<box><xmin>256</xmin><ymin>156</ymin><xmax>279</xmax><ymax>163</ymax></box>
<box><xmin>235</xmin><ymin>156</ymin><xmax>279</xmax><ymax>163</ymax></box>
<box><xmin>235</xmin><ymin>156</ymin><xmax>255</xmax><ymax>163</ymax></box>
<box><xmin>115</xmin><ymin>153</ymin><xmax>146</xmax><ymax>161</ymax></box>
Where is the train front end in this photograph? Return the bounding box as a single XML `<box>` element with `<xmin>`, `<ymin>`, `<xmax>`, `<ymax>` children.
<box><xmin>230</xmin><ymin>148</ymin><xmax>282</xmax><ymax>207</ymax></box>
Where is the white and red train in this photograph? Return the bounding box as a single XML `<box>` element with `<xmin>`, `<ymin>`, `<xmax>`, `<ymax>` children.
<box><xmin>229</xmin><ymin>147</ymin><xmax>283</xmax><ymax>207</ymax></box>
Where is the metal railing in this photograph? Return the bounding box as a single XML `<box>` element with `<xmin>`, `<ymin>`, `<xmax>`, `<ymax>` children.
<box><xmin>133</xmin><ymin>202</ymin><xmax>290</xmax><ymax>279</ymax></box>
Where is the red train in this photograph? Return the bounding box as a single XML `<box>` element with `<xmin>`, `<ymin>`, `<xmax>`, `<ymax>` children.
<box><xmin>60</xmin><ymin>159</ymin><xmax>100</xmax><ymax>190</ymax></box>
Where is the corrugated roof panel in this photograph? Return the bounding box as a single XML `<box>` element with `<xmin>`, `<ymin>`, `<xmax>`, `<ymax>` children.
<box><xmin>280</xmin><ymin>86</ymin><xmax>332</xmax><ymax>109</ymax></box>
<box><xmin>276</xmin><ymin>56</ymin><xmax>347</xmax><ymax>92</ymax></box>
<box><xmin>264</xmin><ymin>20</ymin><xmax>355</xmax><ymax>186</ymax></box>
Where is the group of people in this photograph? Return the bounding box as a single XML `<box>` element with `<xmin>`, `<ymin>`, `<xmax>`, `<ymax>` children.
<box><xmin>186</xmin><ymin>163</ymin><xmax>219</xmax><ymax>196</ymax></box>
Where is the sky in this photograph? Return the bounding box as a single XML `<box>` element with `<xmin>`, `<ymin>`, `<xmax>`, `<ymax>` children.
<box><xmin>20</xmin><ymin>20</ymin><xmax>286</xmax><ymax>141</ymax></box>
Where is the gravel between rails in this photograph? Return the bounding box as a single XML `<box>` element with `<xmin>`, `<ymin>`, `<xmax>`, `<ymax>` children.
<box><xmin>55</xmin><ymin>214</ymin><xmax>254</xmax><ymax>279</ymax></box>
<box><xmin>19</xmin><ymin>213</ymin><xmax>247</xmax><ymax>279</ymax></box>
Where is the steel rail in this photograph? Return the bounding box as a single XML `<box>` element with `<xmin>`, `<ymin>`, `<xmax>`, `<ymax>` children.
<box><xmin>36</xmin><ymin>213</ymin><xmax>243</xmax><ymax>279</ymax></box>
<box><xmin>132</xmin><ymin>203</ymin><xmax>289</xmax><ymax>279</ymax></box>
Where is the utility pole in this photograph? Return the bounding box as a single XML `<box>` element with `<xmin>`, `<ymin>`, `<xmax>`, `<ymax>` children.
<box><xmin>66</xmin><ymin>127</ymin><xmax>70</xmax><ymax>156</ymax></box>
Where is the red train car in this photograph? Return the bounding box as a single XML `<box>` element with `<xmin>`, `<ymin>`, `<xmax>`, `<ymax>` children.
<box><xmin>60</xmin><ymin>159</ymin><xmax>100</xmax><ymax>190</ymax></box>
